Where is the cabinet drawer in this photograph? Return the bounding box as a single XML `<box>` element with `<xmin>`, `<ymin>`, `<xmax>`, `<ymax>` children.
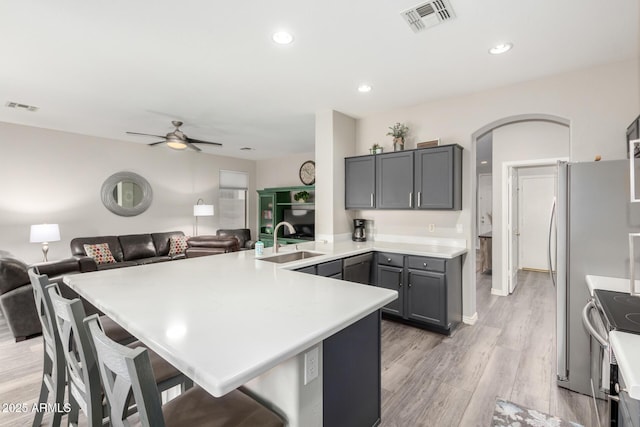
<box><xmin>377</xmin><ymin>252</ymin><xmax>404</xmax><ymax>268</ymax></box>
<box><xmin>407</xmin><ymin>256</ymin><xmax>445</xmax><ymax>273</ymax></box>
<box><xmin>317</xmin><ymin>259</ymin><xmax>343</xmax><ymax>277</ymax></box>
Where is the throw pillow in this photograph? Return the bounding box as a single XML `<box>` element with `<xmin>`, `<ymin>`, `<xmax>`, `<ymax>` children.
<box><xmin>83</xmin><ymin>243</ymin><xmax>117</xmax><ymax>265</ymax></box>
<box><xmin>168</xmin><ymin>235</ymin><xmax>189</xmax><ymax>256</ymax></box>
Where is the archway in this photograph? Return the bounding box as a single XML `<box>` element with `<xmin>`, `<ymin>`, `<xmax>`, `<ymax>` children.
<box><xmin>467</xmin><ymin>114</ymin><xmax>570</xmax><ymax>323</ymax></box>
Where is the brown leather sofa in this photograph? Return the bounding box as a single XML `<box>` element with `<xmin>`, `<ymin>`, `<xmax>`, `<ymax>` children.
<box><xmin>0</xmin><ymin>256</ymin><xmax>99</xmax><ymax>341</ymax></box>
<box><xmin>70</xmin><ymin>231</ymin><xmax>239</xmax><ymax>271</ymax></box>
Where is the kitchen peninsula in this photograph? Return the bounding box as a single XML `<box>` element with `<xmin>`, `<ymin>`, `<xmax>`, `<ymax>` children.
<box><xmin>63</xmin><ymin>243</ymin><xmax>396</xmax><ymax>427</ymax></box>
<box><xmin>62</xmin><ymin>239</ymin><xmax>465</xmax><ymax>426</ymax></box>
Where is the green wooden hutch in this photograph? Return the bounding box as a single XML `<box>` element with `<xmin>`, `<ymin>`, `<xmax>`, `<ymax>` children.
<box><xmin>257</xmin><ymin>185</ymin><xmax>315</xmax><ymax>248</ymax></box>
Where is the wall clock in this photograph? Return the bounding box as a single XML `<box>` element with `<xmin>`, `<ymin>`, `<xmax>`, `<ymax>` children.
<box><xmin>299</xmin><ymin>160</ymin><xmax>315</xmax><ymax>185</ymax></box>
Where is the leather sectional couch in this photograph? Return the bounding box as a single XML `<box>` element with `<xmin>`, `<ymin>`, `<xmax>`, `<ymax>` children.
<box><xmin>70</xmin><ymin>231</ymin><xmax>239</xmax><ymax>271</ymax></box>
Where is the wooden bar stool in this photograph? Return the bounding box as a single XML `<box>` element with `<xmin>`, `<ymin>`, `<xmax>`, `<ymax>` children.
<box><xmin>84</xmin><ymin>314</ymin><xmax>286</xmax><ymax>427</ymax></box>
<box><xmin>46</xmin><ymin>283</ymin><xmax>192</xmax><ymax>426</ymax></box>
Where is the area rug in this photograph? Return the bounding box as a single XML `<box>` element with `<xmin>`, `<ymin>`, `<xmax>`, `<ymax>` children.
<box><xmin>492</xmin><ymin>399</ymin><xmax>584</xmax><ymax>427</ymax></box>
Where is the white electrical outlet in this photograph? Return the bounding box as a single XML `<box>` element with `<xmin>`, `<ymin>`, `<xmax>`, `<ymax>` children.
<box><xmin>304</xmin><ymin>346</ymin><xmax>319</xmax><ymax>385</ymax></box>
<box><xmin>428</xmin><ymin>224</ymin><xmax>435</xmax><ymax>232</ymax></box>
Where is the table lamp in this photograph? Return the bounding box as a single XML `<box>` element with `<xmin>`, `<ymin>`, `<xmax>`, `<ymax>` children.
<box><xmin>193</xmin><ymin>199</ymin><xmax>214</xmax><ymax>236</ymax></box>
<box><xmin>30</xmin><ymin>223</ymin><xmax>60</xmax><ymax>262</ymax></box>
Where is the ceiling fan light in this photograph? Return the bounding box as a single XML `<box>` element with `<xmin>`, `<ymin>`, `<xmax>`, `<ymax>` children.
<box><xmin>167</xmin><ymin>140</ymin><xmax>187</xmax><ymax>150</ymax></box>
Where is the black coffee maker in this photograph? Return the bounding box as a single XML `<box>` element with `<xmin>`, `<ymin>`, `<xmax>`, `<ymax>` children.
<box><xmin>352</xmin><ymin>219</ymin><xmax>366</xmax><ymax>242</ymax></box>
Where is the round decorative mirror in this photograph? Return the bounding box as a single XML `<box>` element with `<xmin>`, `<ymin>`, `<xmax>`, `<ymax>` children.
<box><xmin>101</xmin><ymin>172</ymin><xmax>152</xmax><ymax>216</ymax></box>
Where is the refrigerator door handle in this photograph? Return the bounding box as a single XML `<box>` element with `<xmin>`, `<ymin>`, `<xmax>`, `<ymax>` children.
<box><xmin>548</xmin><ymin>199</ymin><xmax>557</xmax><ymax>287</ymax></box>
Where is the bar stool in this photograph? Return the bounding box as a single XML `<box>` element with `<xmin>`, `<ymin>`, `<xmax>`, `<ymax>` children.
<box><xmin>29</xmin><ymin>270</ymin><xmax>137</xmax><ymax>426</ymax></box>
<box><xmin>46</xmin><ymin>283</ymin><xmax>192</xmax><ymax>426</ymax></box>
<box><xmin>84</xmin><ymin>314</ymin><xmax>286</xmax><ymax>427</ymax></box>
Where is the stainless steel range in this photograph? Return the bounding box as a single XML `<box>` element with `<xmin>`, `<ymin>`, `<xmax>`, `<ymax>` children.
<box><xmin>584</xmin><ymin>289</ymin><xmax>640</xmax><ymax>426</ymax></box>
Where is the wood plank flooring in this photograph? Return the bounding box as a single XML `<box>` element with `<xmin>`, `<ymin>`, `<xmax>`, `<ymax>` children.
<box><xmin>0</xmin><ymin>266</ymin><xmax>607</xmax><ymax>426</ymax></box>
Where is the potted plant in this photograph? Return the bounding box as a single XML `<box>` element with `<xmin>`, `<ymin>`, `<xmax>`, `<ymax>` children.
<box><xmin>370</xmin><ymin>144</ymin><xmax>383</xmax><ymax>155</ymax></box>
<box><xmin>293</xmin><ymin>190</ymin><xmax>311</xmax><ymax>203</ymax></box>
<box><xmin>387</xmin><ymin>122</ymin><xmax>409</xmax><ymax>151</ymax></box>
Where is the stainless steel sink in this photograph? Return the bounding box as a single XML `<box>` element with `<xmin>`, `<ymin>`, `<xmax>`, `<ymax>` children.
<box><xmin>259</xmin><ymin>251</ymin><xmax>324</xmax><ymax>264</ymax></box>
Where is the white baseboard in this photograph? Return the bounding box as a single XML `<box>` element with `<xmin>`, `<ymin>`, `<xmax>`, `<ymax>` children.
<box><xmin>491</xmin><ymin>287</ymin><xmax>509</xmax><ymax>296</ymax></box>
<box><xmin>462</xmin><ymin>312</ymin><xmax>478</xmax><ymax>325</ymax></box>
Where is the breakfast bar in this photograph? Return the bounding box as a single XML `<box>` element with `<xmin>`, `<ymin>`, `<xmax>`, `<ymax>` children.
<box><xmin>63</xmin><ymin>246</ymin><xmax>397</xmax><ymax>427</ymax></box>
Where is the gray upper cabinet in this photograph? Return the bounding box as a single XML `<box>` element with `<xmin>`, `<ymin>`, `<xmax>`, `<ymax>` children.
<box><xmin>345</xmin><ymin>144</ymin><xmax>462</xmax><ymax>211</ymax></box>
<box><xmin>414</xmin><ymin>145</ymin><xmax>462</xmax><ymax>210</ymax></box>
<box><xmin>345</xmin><ymin>156</ymin><xmax>376</xmax><ymax>209</ymax></box>
<box><xmin>375</xmin><ymin>151</ymin><xmax>414</xmax><ymax>209</ymax></box>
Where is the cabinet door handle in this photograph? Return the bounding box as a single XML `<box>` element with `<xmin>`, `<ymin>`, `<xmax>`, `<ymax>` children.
<box><xmin>423</xmin><ymin>262</ymin><xmax>427</xmax><ymax>267</ymax></box>
<box><xmin>418</xmin><ymin>191</ymin><xmax>421</xmax><ymax>207</ymax></box>
<box><xmin>370</xmin><ymin>193</ymin><xmax>374</xmax><ymax>207</ymax></box>
<box><xmin>408</xmin><ymin>283</ymin><xmax>412</xmax><ymax>288</ymax></box>
<box><xmin>409</xmin><ymin>192</ymin><xmax>413</xmax><ymax>207</ymax></box>
<box><xmin>398</xmin><ymin>282</ymin><xmax>402</xmax><ymax>287</ymax></box>
<box><xmin>387</xmin><ymin>258</ymin><xmax>392</xmax><ymax>262</ymax></box>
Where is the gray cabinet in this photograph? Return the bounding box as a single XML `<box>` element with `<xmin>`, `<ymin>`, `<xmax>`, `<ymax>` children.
<box><xmin>377</xmin><ymin>265</ymin><xmax>404</xmax><ymax>316</ymax></box>
<box><xmin>414</xmin><ymin>145</ymin><xmax>462</xmax><ymax>210</ymax></box>
<box><xmin>375</xmin><ymin>151</ymin><xmax>414</xmax><ymax>209</ymax></box>
<box><xmin>345</xmin><ymin>156</ymin><xmax>376</xmax><ymax>209</ymax></box>
<box><xmin>375</xmin><ymin>252</ymin><xmax>462</xmax><ymax>334</ymax></box>
<box><xmin>345</xmin><ymin>144</ymin><xmax>462</xmax><ymax>211</ymax></box>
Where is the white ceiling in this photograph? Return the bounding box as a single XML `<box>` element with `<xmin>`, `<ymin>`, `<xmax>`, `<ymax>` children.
<box><xmin>1</xmin><ymin>0</ymin><xmax>638</xmax><ymax>159</ymax></box>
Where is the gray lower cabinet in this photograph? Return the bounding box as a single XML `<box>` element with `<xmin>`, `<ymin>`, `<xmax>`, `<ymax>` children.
<box><xmin>376</xmin><ymin>265</ymin><xmax>404</xmax><ymax>316</ymax></box>
<box><xmin>376</xmin><ymin>252</ymin><xmax>462</xmax><ymax>334</ymax></box>
<box><xmin>345</xmin><ymin>156</ymin><xmax>376</xmax><ymax>209</ymax></box>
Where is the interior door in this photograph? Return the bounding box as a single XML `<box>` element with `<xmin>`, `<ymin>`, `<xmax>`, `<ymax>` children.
<box><xmin>519</xmin><ymin>174</ymin><xmax>556</xmax><ymax>270</ymax></box>
<box><xmin>508</xmin><ymin>167</ymin><xmax>520</xmax><ymax>293</ymax></box>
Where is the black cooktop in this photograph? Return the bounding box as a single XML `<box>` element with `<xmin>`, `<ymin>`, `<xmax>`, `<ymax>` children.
<box><xmin>594</xmin><ymin>289</ymin><xmax>640</xmax><ymax>334</ymax></box>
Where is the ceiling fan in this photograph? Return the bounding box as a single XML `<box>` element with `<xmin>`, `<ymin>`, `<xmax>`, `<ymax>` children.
<box><xmin>126</xmin><ymin>120</ymin><xmax>222</xmax><ymax>152</ymax></box>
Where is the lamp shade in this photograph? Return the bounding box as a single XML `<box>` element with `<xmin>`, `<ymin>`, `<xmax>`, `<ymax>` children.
<box><xmin>30</xmin><ymin>224</ymin><xmax>61</xmax><ymax>243</ymax></box>
<box><xmin>193</xmin><ymin>204</ymin><xmax>214</xmax><ymax>217</ymax></box>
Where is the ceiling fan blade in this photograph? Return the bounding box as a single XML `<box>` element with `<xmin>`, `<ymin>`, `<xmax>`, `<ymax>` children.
<box><xmin>127</xmin><ymin>131</ymin><xmax>166</xmax><ymax>138</ymax></box>
<box><xmin>185</xmin><ymin>141</ymin><xmax>202</xmax><ymax>152</ymax></box>
<box><xmin>148</xmin><ymin>141</ymin><xmax>166</xmax><ymax>146</ymax></box>
<box><xmin>187</xmin><ymin>137</ymin><xmax>223</xmax><ymax>147</ymax></box>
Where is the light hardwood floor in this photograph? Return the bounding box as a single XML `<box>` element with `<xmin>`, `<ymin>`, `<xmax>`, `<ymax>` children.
<box><xmin>0</xmin><ymin>267</ymin><xmax>606</xmax><ymax>427</ymax></box>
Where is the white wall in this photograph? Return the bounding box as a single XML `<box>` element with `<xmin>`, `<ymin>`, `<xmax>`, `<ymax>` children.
<box><xmin>256</xmin><ymin>152</ymin><xmax>315</xmax><ymax>189</ymax></box>
<box><xmin>0</xmin><ymin>121</ymin><xmax>257</xmax><ymax>263</ymax></box>
<box><xmin>353</xmin><ymin>59</ymin><xmax>639</xmax><ymax>319</ymax></box>
<box><xmin>315</xmin><ymin>110</ymin><xmax>356</xmax><ymax>241</ymax></box>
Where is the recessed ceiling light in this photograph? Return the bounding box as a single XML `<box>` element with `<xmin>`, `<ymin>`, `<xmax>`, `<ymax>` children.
<box><xmin>489</xmin><ymin>43</ymin><xmax>513</xmax><ymax>55</ymax></box>
<box><xmin>480</xmin><ymin>160</ymin><xmax>488</xmax><ymax>164</ymax></box>
<box><xmin>272</xmin><ymin>31</ymin><xmax>294</xmax><ymax>45</ymax></box>
<box><xmin>358</xmin><ymin>84</ymin><xmax>372</xmax><ymax>93</ymax></box>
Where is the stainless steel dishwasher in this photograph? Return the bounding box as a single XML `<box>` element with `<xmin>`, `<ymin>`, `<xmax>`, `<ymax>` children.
<box><xmin>342</xmin><ymin>253</ymin><xmax>373</xmax><ymax>285</ymax></box>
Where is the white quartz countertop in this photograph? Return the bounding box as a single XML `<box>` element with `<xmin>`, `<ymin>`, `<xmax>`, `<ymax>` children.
<box><xmin>585</xmin><ymin>275</ymin><xmax>640</xmax><ymax>296</ymax></box>
<box><xmin>610</xmin><ymin>331</ymin><xmax>640</xmax><ymax>400</ymax></box>
<box><xmin>63</xmin><ymin>244</ymin><xmax>413</xmax><ymax>397</ymax></box>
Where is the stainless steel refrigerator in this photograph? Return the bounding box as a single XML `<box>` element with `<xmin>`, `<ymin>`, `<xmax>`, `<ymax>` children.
<box><xmin>554</xmin><ymin>159</ymin><xmax>640</xmax><ymax>397</ymax></box>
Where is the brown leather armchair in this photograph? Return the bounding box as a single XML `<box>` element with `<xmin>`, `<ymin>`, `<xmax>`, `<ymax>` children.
<box><xmin>215</xmin><ymin>229</ymin><xmax>255</xmax><ymax>250</ymax></box>
<box><xmin>0</xmin><ymin>256</ymin><xmax>97</xmax><ymax>341</ymax></box>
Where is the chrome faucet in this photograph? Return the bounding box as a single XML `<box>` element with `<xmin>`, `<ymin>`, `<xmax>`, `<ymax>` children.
<box><xmin>273</xmin><ymin>221</ymin><xmax>295</xmax><ymax>253</ymax></box>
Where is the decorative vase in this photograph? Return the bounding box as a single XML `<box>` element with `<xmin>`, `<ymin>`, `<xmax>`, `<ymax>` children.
<box><xmin>393</xmin><ymin>137</ymin><xmax>405</xmax><ymax>151</ymax></box>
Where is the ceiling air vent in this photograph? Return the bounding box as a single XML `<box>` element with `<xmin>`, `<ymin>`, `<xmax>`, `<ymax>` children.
<box><xmin>401</xmin><ymin>0</ymin><xmax>456</xmax><ymax>33</ymax></box>
<box><xmin>6</xmin><ymin>101</ymin><xmax>39</xmax><ymax>112</ymax></box>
